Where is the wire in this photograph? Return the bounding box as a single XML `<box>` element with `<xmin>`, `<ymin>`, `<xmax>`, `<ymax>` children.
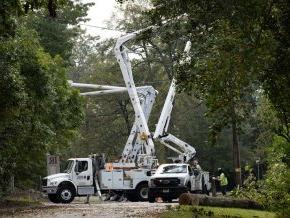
<box><xmin>79</xmin><ymin>23</ymin><xmax>126</xmax><ymax>33</ymax></box>
<box><xmin>39</xmin><ymin>16</ymin><xmax>126</xmax><ymax>33</ymax></box>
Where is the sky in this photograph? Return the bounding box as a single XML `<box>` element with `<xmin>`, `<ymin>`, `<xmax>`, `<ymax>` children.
<box><xmin>80</xmin><ymin>0</ymin><xmax>123</xmax><ymax>39</ymax></box>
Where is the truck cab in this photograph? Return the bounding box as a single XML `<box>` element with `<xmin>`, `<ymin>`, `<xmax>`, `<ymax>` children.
<box><xmin>42</xmin><ymin>158</ymin><xmax>95</xmax><ymax>203</ymax></box>
<box><xmin>148</xmin><ymin>163</ymin><xmax>211</xmax><ymax>202</ymax></box>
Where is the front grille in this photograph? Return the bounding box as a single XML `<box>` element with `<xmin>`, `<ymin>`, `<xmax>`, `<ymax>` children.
<box><xmin>42</xmin><ymin>178</ymin><xmax>47</xmax><ymax>186</ymax></box>
<box><xmin>153</xmin><ymin>178</ymin><xmax>180</xmax><ymax>187</ymax></box>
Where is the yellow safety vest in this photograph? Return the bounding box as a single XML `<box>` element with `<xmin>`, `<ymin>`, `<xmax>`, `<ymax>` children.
<box><xmin>220</xmin><ymin>173</ymin><xmax>228</xmax><ymax>186</ymax></box>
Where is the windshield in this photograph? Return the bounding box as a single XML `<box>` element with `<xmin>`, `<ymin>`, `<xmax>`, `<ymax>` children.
<box><xmin>159</xmin><ymin>165</ymin><xmax>187</xmax><ymax>174</ymax></box>
<box><xmin>62</xmin><ymin>160</ymin><xmax>74</xmax><ymax>173</ymax></box>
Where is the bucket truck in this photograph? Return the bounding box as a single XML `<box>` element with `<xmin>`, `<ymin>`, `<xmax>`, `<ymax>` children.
<box><xmin>148</xmin><ymin>42</ymin><xmax>211</xmax><ymax>202</ymax></box>
<box><xmin>42</xmin><ymin>83</ymin><xmax>158</xmax><ymax>203</ymax></box>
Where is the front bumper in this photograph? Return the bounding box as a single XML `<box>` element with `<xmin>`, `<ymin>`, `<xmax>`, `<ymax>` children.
<box><xmin>42</xmin><ymin>186</ymin><xmax>58</xmax><ymax>194</ymax></box>
<box><xmin>149</xmin><ymin>187</ymin><xmax>187</xmax><ymax>199</ymax></box>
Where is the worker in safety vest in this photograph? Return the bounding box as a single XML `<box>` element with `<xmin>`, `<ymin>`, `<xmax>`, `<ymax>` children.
<box><xmin>216</xmin><ymin>168</ymin><xmax>228</xmax><ymax>196</ymax></box>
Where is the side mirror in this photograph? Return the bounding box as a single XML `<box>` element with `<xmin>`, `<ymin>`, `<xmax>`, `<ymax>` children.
<box><xmin>146</xmin><ymin>171</ymin><xmax>152</xmax><ymax>176</ymax></box>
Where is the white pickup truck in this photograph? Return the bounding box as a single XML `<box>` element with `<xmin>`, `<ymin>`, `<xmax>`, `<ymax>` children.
<box><xmin>148</xmin><ymin>163</ymin><xmax>211</xmax><ymax>202</ymax></box>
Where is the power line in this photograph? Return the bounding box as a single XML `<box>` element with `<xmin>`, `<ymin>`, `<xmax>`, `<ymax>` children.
<box><xmin>79</xmin><ymin>23</ymin><xmax>126</xmax><ymax>33</ymax></box>
<box><xmin>39</xmin><ymin>16</ymin><xmax>127</xmax><ymax>33</ymax></box>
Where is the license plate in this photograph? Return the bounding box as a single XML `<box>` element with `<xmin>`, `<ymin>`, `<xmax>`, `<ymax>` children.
<box><xmin>163</xmin><ymin>189</ymin><xmax>169</xmax><ymax>193</ymax></box>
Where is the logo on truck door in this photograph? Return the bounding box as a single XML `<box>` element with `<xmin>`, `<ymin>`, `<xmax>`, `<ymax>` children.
<box><xmin>77</xmin><ymin>175</ymin><xmax>87</xmax><ymax>179</ymax></box>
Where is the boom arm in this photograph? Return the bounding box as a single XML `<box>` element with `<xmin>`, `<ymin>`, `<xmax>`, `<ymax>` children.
<box><xmin>114</xmin><ymin>33</ymin><xmax>156</xmax><ymax>160</ymax></box>
<box><xmin>113</xmin><ymin>16</ymin><xmax>189</xmax><ymax>160</ymax></box>
<box><xmin>153</xmin><ymin>41</ymin><xmax>196</xmax><ymax>163</ymax></box>
<box><xmin>69</xmin><ymin>81</ymin><xmax>157</xmax><ymax>165</ymax></box>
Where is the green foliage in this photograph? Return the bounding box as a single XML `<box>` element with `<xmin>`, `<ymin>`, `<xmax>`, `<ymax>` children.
<box><xmin>23</xmin><ymin>1</ymin><xmax>92</xmax><ymax>63</ymax></box>
<box><xmin>232</xmin><ymin>136</ymin><xmax>290</xmax><ymax>216</ymax></box>
<box><xmin>261</xmin><ymin>1</ymin><xmax>290</xmax><ymax>142</ymax></box>
<box><xmin>147</xmin><ymin>0</ymin><xmax>290</xmax><ymax>143</ymax></box>
<box><xmin>0</xmin><ymin>0</ymin><xmax>89</xmax><ymax>196</ymax></box>
<box><xmin>0</xmin><ymin>0</ymin><xmax>23</xmax><ymax>37</ymax></box>
<box><xmin>0</xmin><ymin>25</ymin><xmax>84</xmax><ymax>194</ymax></box>
<box><xmin>263</xmin><ymin>137</ymin><xmax>290</xmax><ymax>215</ymax></box>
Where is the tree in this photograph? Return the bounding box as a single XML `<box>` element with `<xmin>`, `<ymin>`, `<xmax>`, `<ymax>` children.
<box><xmin>0</xmin><ymin>0</ymin><xmax>89</xmax><ymax>194</ymax></box>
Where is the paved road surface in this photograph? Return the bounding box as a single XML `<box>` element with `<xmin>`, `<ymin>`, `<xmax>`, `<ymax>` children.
<box><xmin>0</xmin><ymin>198</ymin><xmax>177</xmax><ymax>218</ymax></box>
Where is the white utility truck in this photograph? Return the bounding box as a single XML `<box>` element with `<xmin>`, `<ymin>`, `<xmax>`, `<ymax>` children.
<box><xmin>42</xmin><ymin>83</ymin><xmax>158</xmax><ymax>203</ymax></box>
<box><xmin>42</xmin><ymin>155</ymin><xmax>154</xmax><ymax>203</ymax></box>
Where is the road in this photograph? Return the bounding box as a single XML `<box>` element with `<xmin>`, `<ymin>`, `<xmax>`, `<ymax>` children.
<box><xmin>0</xmin><ymin>198</ymin><xmax>177</xmax><ymax>218</ymax></box>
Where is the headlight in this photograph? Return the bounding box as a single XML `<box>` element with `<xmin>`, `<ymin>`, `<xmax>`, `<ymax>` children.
<box><xmin>178</xmin><ymin>177</ymin><xmax>186</xmax><ymax>186</ymax></box>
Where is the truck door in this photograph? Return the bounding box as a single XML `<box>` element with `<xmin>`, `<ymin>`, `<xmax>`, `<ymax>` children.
<box><xmin>73</xmin><ymin>160</ymin><xmax>93</xmax><ymax>187</ymax></box>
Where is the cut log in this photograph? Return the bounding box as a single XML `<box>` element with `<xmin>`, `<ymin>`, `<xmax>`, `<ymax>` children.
<box><xmin>179</xmin><ymin>193</ymin><xmax>262</xmax><ymax>209</ymax></box>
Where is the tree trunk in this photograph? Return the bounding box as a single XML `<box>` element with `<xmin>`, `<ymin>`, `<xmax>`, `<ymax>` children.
<box><xmin>48</xmin><ymin>0</ymin><xmax>57</xmax><ymax>18</ymax></box>
<box><xmin>209</xmin><ymin>128</ymin><xmax>218</xmax><ymax>173</ymax></box>
<box><xmin>231</xmin><ymin>108</ymin><xmax>242</xmax><ymax>186</ymax></box>
<box><xmin>179</xmin><ymin>193</ymin><xmax>262</xmax><ymax>209</ymax></box>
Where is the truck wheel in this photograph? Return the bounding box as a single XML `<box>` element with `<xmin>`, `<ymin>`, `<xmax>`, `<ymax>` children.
<box><xmin>48</xmin><ymin>194</ymin><xmax>61</xmax><ymax>203</ymax></box>
<box><xmin>57</xmin><ymin>184</ymin><xmax>75</xmax><ymax>203</ymax></box>
<box><xmin>136</xmin><ymin>183</ymin><xmax>148</xmax><ymax>201</ymax></box>
<box><xmin>148</xmin><ymin>190</ymin><xmax>155</xmax><ymax>203</ymax></box>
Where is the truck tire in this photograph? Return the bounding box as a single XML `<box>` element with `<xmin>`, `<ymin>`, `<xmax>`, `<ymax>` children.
<box><xmin>148</xmin><ymin>190</ymin><xmax>155</xmax><ymax>203</ymax></box>
<box><xmin>57</xmin><ymin>184</ymin><xmax>75</xmax><ymax>204</ymax></box>
<box><xmin>136</xmin><ymin>182</ymin><xmax>148</xmax><ymax>201</ymax></box>
<box><xmin>48</xmin><ymin>194</ymin><xmax>61</xmax><ymax>203</ymax></box>
<box><xmin>127</xmin><ymin>193</ymin><xmax>138</xmax><ymax>202</ymax></box>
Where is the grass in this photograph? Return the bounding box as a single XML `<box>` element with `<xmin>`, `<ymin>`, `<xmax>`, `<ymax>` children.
<box><xmin>0</xmin><ymin>192</ymin><xmax>42</xmax><ymax>209</ymax></box>
<box><xmin>162</xmin><ymin>205</ymin><xmax>277</xmax><ymax>218</ymax></box>
<box><xmin>0</xmin><ymin>197</ymin><xmax>41</xmax><ymax>209</ymax></box>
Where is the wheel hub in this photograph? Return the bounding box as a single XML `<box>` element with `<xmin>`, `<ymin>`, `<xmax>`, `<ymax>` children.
<box><xmin>140</xmin><ymin>187</ymin><xmax>148</xmax><ymax>199</ymax></box>
<box><xmin>61</xmin><ymin>189</ymin><xmax>72</xmax><ymax>200</ymax></box>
